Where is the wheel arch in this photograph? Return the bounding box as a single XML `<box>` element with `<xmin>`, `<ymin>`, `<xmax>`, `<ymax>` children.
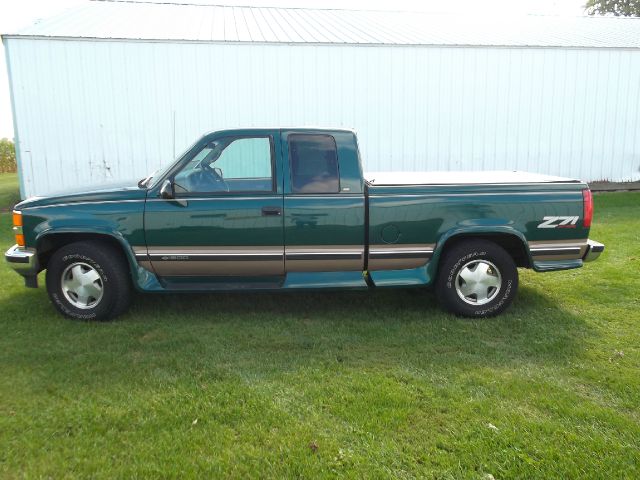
<box><xmin>431</xmin><ymin>228</ymin><xmax>532</xmax><ymax>276</ymax></box>
<box><xmin>36</xmin><ymin>229</ymin><xmax>139</xmax><ymax>280</ymax></box>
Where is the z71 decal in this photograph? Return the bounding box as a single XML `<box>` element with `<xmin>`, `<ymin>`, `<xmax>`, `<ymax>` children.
<box><xmin>537</xmin><ymin>216</ymin><xmax>579</xmax><ymax>229</ymax></box>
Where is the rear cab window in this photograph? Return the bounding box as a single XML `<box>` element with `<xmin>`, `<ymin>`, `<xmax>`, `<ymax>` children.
<box><xmin>288</xmin><ymin>134</ymin><xmax>340</xmax><ymax>194</ymax></box>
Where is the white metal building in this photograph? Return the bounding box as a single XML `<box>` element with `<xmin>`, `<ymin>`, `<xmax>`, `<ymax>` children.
<box><xmin>3</xmin><ymin>1</ymin><xmax>640</xmax><ymax>198</ymax></box>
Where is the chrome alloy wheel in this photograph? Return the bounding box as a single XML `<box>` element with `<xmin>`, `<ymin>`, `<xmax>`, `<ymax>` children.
<box><xmin>61</xmin><ymin>262</ymin><xmax>104</xmax><ymax>309</ymax></box>
<box><xmin>454</xmin><ymin>260</ymin><xmax>502</xmax><ymax>306</ymax></box>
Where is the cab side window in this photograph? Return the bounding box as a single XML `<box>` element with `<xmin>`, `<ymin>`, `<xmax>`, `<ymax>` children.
<box><xmin>289</xmin><ymin>134</ymin><xmax>339</xmax><ymax>194</ymax></box>
<box><xmin>174</xmin><ymin>136</ymin><xmax>273</xmax><ymax>194</ymax></box>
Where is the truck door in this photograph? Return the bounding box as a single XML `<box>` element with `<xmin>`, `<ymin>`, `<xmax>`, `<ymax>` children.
<box><xmin>281</xmin><ymin>130</ymin><xmax>366</xmax><ymax>272</ymax></box>
<box><xmin>143</xmin><ymin>131</ymin><xmax>284</xmax><ymax>279</ymax></box>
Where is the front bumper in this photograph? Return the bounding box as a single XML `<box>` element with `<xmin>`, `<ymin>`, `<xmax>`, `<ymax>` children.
<box><xmin>583</xmin><ymin>239</ymin><xmax>605</xmax><ymax>262</ymax></box>
<box><xmin>5</xmin><ymin>244</ymin><xmax>39</xmax><ymax>287</ymax></box>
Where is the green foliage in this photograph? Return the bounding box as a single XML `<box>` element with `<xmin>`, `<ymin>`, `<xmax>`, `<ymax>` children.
<box><xmin>585</xmin><ymin>0</ymin><xmax>640</xmax><ymax>16</ymax></box>
<box><xmin>0</xmin><ymin>170</ymin><xmax>638</xmax><ymax>477</ymax></box>
<box><xmin>0</xmin><ymin>138</ymin><xmax>17</xmax><ymax>174</ymax></box>
<box><xmin>0</xmin><ymin>173</ymin><xmax>20</xmax><ymax>210</ymax></box>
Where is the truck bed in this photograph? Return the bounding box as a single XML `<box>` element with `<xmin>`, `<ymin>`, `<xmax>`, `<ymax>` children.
<box><xmin>365</xmin><ymin>170</ymin><xmax>580</xmax><ymax>186</ymax></box>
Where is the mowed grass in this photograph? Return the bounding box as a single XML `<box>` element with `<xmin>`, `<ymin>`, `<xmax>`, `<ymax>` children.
<box><xmin>0</xmin><ymin>174</ymin><xmax>638</xmax><ymax>478</ymax></box>
<box><xmin>0</xmin><ymin>173</ymin><xmax>20</xmax><ymax>212</ymax></box>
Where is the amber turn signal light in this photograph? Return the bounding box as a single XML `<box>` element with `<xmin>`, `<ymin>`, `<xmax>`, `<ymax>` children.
<box><xmin>12</xmin><ymin>210</ymin><xmax>24</xmax><ymax>246</ymax></box>
<box><xmin>12</xmin><ymin>210</ymin><xmax>22</xmax><ymax>227</ymax></box>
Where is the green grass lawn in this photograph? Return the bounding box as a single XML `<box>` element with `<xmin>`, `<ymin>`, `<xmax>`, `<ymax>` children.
<box><xmin>0</xmin><ymin>173</ymin><xmax>20</xmax><ymax>212</ymax></box>
<box><xmin>0</xmin><ymin>174</ymin><xmax>638</xmax><ymax>478</ymax></box>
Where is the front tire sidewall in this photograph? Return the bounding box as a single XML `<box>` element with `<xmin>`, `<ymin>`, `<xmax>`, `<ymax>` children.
<box><xmin>438</xmin><ymin>243</ymin><xmax>518</xmax><ymax>318</ymax></box>
<box><xmin>47</xmin><ymin>250</ymin><xmax>115</xmax><ymax>321</ymax></box>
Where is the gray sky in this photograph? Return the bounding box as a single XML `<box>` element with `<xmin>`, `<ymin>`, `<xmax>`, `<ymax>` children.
<box><xmin>0</xmin><ymin>0</ymin><xmax>586</xmax><ymax>139</ymax></box>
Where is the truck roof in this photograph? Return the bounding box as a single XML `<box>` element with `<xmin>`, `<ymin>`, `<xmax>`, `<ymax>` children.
<box><xmin>203</xmin><ymin>127</ymin><xmax>357</xmax><ymax>136</ymax></box>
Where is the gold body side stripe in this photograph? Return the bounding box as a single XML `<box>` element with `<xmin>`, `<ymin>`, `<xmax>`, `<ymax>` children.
<box><xmin>285</xmin><ymin>246</ymin><xmax>364</xmax><ymax>272</ymax></box>
<box><xmin>368</xmin><ymin>244</ymin><xmax>435</xmax><ymax>271</ymax></box>
<box><xmin>139</xmin><ymin>246</ymin><xmax>284</xmax><ymax>276</ymax></box>
<box><xmin>133</xmin><ymin>238</ymin><xmax>585</xmax><ymax>276</ymax></box>
<box><xmin>528</xmin><ymin>239</ymin><xmax>588</xmax><ymax>261</ymax></box>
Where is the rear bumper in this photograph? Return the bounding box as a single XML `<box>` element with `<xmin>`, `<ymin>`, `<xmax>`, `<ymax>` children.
<box><xmin>5</xmin><ymin>244</ymin><xmax>39</xmax><ymax>287</ymax></box>
<box><xmin>583</xmin><ymin>239</ymin><xmax>605</xmax><ymax>262</ymax></box>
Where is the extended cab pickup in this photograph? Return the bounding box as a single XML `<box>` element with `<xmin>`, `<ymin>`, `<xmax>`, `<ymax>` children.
<box><xmin>5</xmin><ymin>128</ymin><xmax>604</xmax><ymax>320</ymax></box>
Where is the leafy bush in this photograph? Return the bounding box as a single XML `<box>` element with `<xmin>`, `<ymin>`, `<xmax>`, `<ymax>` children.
<box><xmin>585</xmin><ymin>0</ymin><xmax>640</xmax><ymax>16</ymax></box>
<box><xmin>0</xmin><ymin>138</ymin><xmax>17</xmax><ymax>173</ymax></box>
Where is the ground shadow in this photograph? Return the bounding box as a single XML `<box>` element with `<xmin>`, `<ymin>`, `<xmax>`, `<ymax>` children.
<box><xmin>123</xmin><ymin>284</ymin><xmax>594</xmax><ymax>368</ymax></box>
<box><xmin>2</xmin><ymin>281</ymin><xmax>596</xmax><ymax>381</ymax></box>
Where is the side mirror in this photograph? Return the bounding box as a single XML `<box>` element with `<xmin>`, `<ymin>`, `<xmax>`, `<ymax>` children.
<box><xmin>160</xmin><ymin>179</ymin><xmax>174</xmax><ymax>199</ymax></box>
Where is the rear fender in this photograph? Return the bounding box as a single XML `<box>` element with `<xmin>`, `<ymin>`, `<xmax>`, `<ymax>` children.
<box><xmin>428</xmin><ymin>226</ymin><xmax>531</xmax><ymax>279</ymax></box>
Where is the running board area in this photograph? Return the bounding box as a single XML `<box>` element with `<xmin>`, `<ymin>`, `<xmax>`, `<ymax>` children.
<box><xmin>160</xmin><ymin>276</ymin><xmax>284</xmax><ymax>291</ymax></box>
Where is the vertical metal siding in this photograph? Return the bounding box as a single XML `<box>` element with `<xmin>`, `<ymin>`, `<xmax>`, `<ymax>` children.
<box><xmin>5</xmin><ymin>38</ymin><xmax>640</xmax><ymax>198</ymax></box>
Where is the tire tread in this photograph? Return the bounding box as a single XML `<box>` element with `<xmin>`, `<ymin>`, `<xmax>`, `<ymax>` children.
<box><xmin>45</xmin><ymin>240</ymin><xmax>132</xmax><ymax>321</ymax></box>
<box><xmin>436</xmin><ymin>239</ymin><xmax>518</xmax><ymax>318</ymax></box>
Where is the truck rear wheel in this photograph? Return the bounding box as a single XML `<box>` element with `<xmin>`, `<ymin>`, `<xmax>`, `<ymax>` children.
<box><xmin>45</xmin><ymin>241</ymin><xmax>132</xmax><ymax>321</ymax></box>
<box><xmin>436</xmin><ymin>239</ymin><xmax>518</xmax><ymax>317</ymax></box>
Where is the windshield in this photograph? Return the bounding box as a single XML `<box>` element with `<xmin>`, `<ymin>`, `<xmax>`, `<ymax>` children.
<box><xmin>141</xmin><ymin>137</ymin><xmax>205</xmax><ymax>189</ymax></box>
<box><xmin>140</xmin><ymin>164</ymin><xmax>171</xmax><ymax>189</ymax></box>
<box><xmin>174</xmin><ymin>140</ymin><xmax>224</xmax><ymax>174</ymax></box>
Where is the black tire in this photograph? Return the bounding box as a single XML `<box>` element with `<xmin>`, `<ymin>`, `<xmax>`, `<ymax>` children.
<box><xmin>45</xmin><ymin>241</ymin><xmax>132</xmax><ymax>321</ymax></box>
<box><xmin>436</xmin><ymin>239</ymin><xmax>518</xmax><ymax>318</ymax></box>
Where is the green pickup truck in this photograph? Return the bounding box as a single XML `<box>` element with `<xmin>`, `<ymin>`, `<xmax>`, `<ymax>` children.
<box><xmin>6</xmin><ymin>128</ymin><xmax>604</xmax><ymax>321</ymax></box>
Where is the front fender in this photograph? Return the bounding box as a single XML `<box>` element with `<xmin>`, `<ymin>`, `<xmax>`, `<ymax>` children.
<box><xmin>36</xmin><ymin>227</ymin><xmax>138</xmax><ymax>269</ymax></box>
<box><xmin>35</xmin><ymin>227</ymin><xmax>162</xmax><ymax>292</ymax></box>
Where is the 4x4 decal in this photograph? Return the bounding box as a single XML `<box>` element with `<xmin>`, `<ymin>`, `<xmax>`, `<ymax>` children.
<box><xmin>537</xmin><ymin>216</ymin><xmax>579</xmax><ymax>229</ymax></box>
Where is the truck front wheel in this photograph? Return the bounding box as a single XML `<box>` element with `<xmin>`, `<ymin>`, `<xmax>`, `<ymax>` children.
<box><xmin>436</xmin><ymin>239</ymin><xmax>518</xmax><ymax>317</ymax></box>
<box><xmin>45</xmin><ymin>241</ymin><xmax>132</xmax><ymax>321</ymax></box>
